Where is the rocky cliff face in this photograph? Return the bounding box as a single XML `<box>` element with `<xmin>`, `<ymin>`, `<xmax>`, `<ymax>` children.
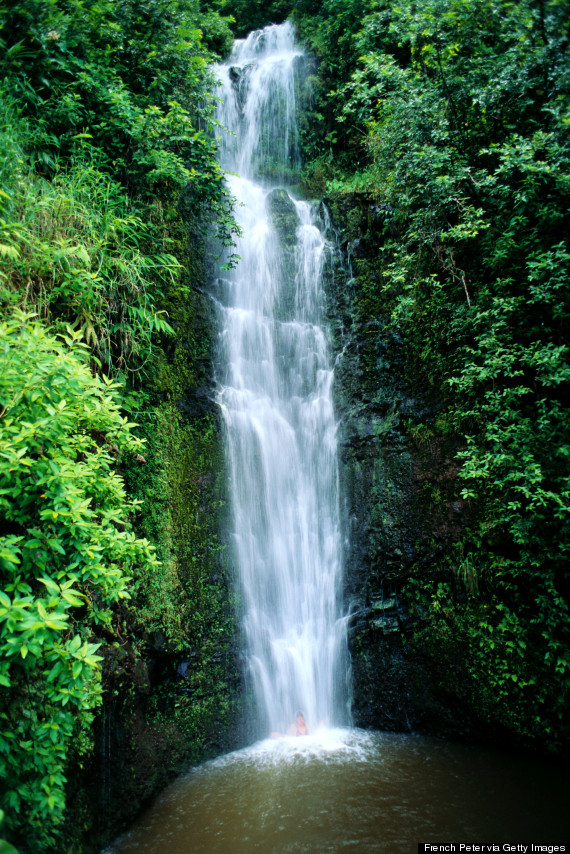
<box><xmin>321</xmin><ymin>196</ymin><xmax>487</xmax><ymax>741</ymax></box>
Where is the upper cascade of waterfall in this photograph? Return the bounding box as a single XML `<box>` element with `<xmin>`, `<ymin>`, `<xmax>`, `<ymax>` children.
<box><xmin>230</xmin><ymin>20</ymin><xmax>302</xmax><ymax>64</ymax></box>
<box><xmin>214</xmin><ymin>22</ymin><xmax>350</xmax><ymax>737</ymax></box>
<box><xmin>215</xmin><ymin>21</ymin><xmax>303</xmax><ymax>183</ymax></box>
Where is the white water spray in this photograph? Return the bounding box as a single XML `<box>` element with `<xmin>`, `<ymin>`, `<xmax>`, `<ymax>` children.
<box><xmin>214</xmin><ymin>22</ymin><xmax>349</xmax><ymax>736</ymax></box>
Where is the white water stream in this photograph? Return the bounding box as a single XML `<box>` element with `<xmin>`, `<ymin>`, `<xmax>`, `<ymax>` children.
<box><xmin>214</xmin><ymin>22</ymin><xmax>349</xmax><ymax>736</ymax></box>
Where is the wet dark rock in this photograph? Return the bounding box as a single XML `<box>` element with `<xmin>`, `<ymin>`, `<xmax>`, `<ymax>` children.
<box><xmin>265</xmin><ymin>188</ymin><xmax>300</xmax><ymax>320</ymax></box>
<box><xmin>322</xmin><ymin>195</ymin><xmax>480</xmax><ymax>742</ymax></box>
<box><xmin>177</xmin><ymin>661</ymin><xmax>190</xmax><ymax>678</ymax></box>
<box><xmin>133</xmin><ymin>659</ymin><xmax>151</xmax><ymax>694</ymax></box>
<box><xmin>176</xmin><ymin>387</ymin><xmax>216</xmax><ymax>418</ymax></box>
<box><xmin>229</xmin><ymin>64</ymin><xmax>250</xmax><ymax>110</ymax></box>
<box><xmin>151</xmin><ymin>631</ymin><xmax>166</xmax><ymax>651</ymax></box>
<box><xmin>266</xmin><ymin>188</ymin><xmax>300</xmax><ymax>247</ymax></box>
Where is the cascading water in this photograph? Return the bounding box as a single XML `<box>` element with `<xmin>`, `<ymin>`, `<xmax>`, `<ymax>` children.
<box><xmin>214</xmin><ymin>22</ymin><xmax>349</xmax><ymax>736</ymax></box>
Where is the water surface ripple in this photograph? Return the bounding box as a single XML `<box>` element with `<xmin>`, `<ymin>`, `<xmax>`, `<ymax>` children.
<box><xmin>107</xmin><ymin>729</ymin><xmax>570</xmax><ymax>853</ymax></box>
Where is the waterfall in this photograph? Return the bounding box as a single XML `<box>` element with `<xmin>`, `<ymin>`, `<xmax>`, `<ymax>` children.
<box><xmin>214</xmin><ymin>22</ymin><xmax>349</xmax><ymax>736</ymax></box>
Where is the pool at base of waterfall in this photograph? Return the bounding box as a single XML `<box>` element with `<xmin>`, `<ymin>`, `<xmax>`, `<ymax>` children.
<box><xmin>104</xmin><ymin>728</ymin><xmax>569</xmax><ymax>853</ymax></box>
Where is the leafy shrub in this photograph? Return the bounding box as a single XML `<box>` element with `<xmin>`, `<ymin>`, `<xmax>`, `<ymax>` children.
<box><xmin>0</xmin><ymin>311</ymin><xmax>158</xmax><ymax>850</ymax></box>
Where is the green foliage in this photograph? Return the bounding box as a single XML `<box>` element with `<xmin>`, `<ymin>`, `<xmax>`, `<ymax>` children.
<box><xmin>0</xmin><ymin>0</ymin><xmax>246</xmax><ymax>843</ymax></box>
<box><xmin>0</xmin><ymin>0</ymin><xmax>238</xmax><ymax>239</ymax></box>
<box><xmin>0</xmin><ymin>312</ymin><xmax>158</xmax><ymax>849</ymax></box>
<box><xmin>0</xmin><ymin>103</ymin><xmax>178</xmax><ymax>375</ymax></box>
<box><xmin>0</xmin><ymin>811</ymin><xmax>19</xmax><ymax>854</ymax></box>
<box><xmin>214</xmin><ymin>0</ymin><xmax>291</xmax><ymax>37</ymax></box>
<box><xmin>0</xmin><ymin>0</ymin><xmax>244</xmax><ymax>849</ymax></box>
<box><xmin>123</xmin><ymin>407</ymin><xmax>230</xmax><ymax>650</ymax></box>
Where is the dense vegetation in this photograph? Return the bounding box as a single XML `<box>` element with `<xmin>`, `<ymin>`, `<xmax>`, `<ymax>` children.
<box><xmin>1</xmin><ymin>0</ymin><xmax>568</xmax><ymax>850</ymax></box>
<box><xmin>0</xmin><ymin>1</ymin><xmax>241</xmax><ymax>851</ymax></box>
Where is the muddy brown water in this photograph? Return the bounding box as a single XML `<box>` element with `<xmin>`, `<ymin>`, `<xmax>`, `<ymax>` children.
<box><xmin>105</xmin><ymin>729</ymin><xmax>569</xmax><ymax>853</ymax></box>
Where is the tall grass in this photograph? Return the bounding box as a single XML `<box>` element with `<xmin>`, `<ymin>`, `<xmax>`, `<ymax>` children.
<box><xmin>0</xmin><ymin>91</ymin><xmax>176</xmax><ymax>376</ymax></box>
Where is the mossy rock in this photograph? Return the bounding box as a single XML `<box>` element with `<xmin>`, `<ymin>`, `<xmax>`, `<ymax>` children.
<box><xmin>266</xmin><ymin>188</ymin><xmax>299</xmax><ymax>247</ymax></box>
